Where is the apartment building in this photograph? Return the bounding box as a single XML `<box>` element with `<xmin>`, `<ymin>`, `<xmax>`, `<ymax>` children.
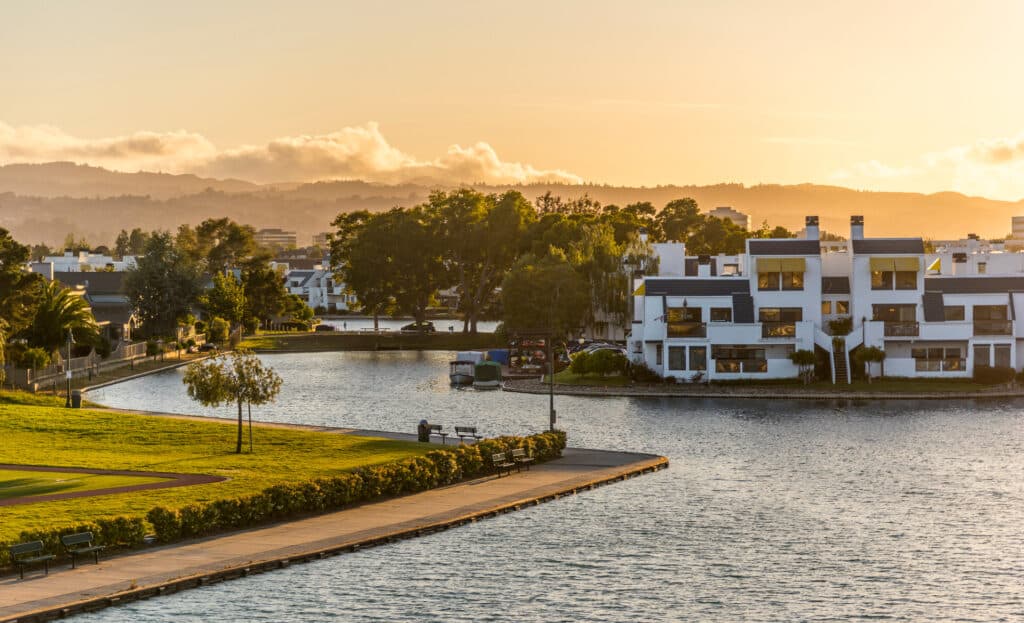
<box><xmin>630</xmin><ymin>216</ymin><xmax>1023</xmax><ymax>383</ymax></box>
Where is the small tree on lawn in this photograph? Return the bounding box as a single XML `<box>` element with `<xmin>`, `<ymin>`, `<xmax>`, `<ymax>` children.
<box><xmin>182</xmin><ymin>351</ymin><xmax>282</xmax><ymax>453</ymax></box>
<box><xmin>789</xmin><ymin>349</ymin><xmax>817</xmax><ymax>384</ymax></box>
<box><xmin>855</xmin><ymin>346</ymin><xmax>886</xmax><ymax>383</ymax></box>
<box><xmin>570</xmin><ymin>351</ymin><xmax>592</xmax><ymax>376</ymax></box>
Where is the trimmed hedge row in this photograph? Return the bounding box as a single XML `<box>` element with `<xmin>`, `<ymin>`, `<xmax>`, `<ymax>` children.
<box><xmin>0</xmin><ymin>430</ymin><xmax>566</xmax><ymax>569</ymax></box>
<box><xmin>146</xmin><ymin>430</ymin><xmax>566</xmax><ymax>543</ymax></box>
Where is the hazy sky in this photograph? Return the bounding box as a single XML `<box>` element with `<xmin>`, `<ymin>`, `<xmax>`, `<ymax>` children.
<box><xmin>2</xmin><ymin>1</ymin><xmax>1024</xmax><ymax>198</ymax></box>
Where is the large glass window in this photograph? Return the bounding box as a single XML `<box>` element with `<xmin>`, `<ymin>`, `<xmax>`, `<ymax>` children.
<box><xmin>781</xmin><ymin>271</ymin><xmax>804</xmax><ymax>291</ymax></box>
<box><xmin>667</xmin><ymin>346</ymin><xmax>686</xmax><ymax>370</ymax></box>
<box><xmin>872</xmin><ymin>304</ymin><xmax>916</xmax><ymax>322</ymax></box>
<box><xmin>757</xmin><ymin>272</ymin><xmax>780</xmax><ymax>291</ymax></box>
<box><xmin>894</xmin><ymin>271</ymin><xmax>917</xmax><ymax>290</ymax></box>
<box><xmin>943</xmin><ymin>306</ymin><xmax>965</xmax><ymax>321</ymax></box>
<box><xmin>973</xmin><ymin>344</ymin><xmax>991</xmax><ymax>367</ymax></box>
<box><xmin>995</xmin><ymin>344</ymin><xmax>1012</xmax><ymax>368</ymax></box>
<box><xmin>871</xmin><ymin>271</ymin><xmax>894</xmax><ymax>290</ymax></box>
<box><xmin>913</xmin><ymin>346</ymin><xmax>963</xmax><ymax>371</ymax></box>
<box><xmin>689</xmin><ymin>347</ymin><xmax>707</xmax><ymax>371</ymax></box>
<box><xmin>822</xmin><ymin>301</ymin><xmax>832</xmax><ymax>315</ymax></box>
<box><xmin>712</xmin><ymin>346</ymin><xmax>767</xmax><ymax>373</ymax></box>
<box><xmin>666</xmin><ymin>307</ymin><xmax>705</xmax><ymax>337</ymax></box>
<box><xmin>710</xmin><ymin>307</ymin><xmax>732</xmax><ymax>322</ymax></box>
<box><xmin>835</xmin><ymin>300</ymin><xmax>849</xmax><ymax>314</ymax></box>
<box><xmin>974</xmin><ymin>305</ymin><xmax>1008</xmax><ymax>320</ymax></box>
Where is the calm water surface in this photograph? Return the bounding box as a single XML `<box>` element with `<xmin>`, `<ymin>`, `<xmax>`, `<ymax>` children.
<box><xmin>83</xmin><ymin>352</ymin><xmax>1024</xmax><ymax>622</ymax></box>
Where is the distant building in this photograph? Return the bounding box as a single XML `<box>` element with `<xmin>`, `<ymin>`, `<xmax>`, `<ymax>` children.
<box><xmin>707</xmin><ymin>206</ymin><xmax>751</xmax><ymax>231</ymax></box>
<box><xmin>255</xmin><ymin>228</ymin><xmax>298</xmax><ymax>250</ymax></box>
<box><xmin>52</xmin><ymin>271</ymin><xmax>138</xmax><ymax>342</ymax></box>
<box><xmin>312</xmin><ymin>232</ymin><xmax>331</xmax><ymax>248</ymax></box>
<box><xmin>40</xmin><ymin>251</ymin><xmax>136</xmax><ymax>273</ymax></box>
<box><xmin>1005</xmin><ymin>216</ymin><xmax>1024</xmax><ymax>252</ymax></box>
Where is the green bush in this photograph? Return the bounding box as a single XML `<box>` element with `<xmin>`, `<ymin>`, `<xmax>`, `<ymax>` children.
<box><xmin>828</xmin><ymin>316</ymin><xmax>853</xmax><ymax>336</ymax></box>
<box><xmin>0</xmin><ymin>516</ymin><xmax>146</xmax><ymax>568</ymax></box>
<box><xmin>570</xmin><ymin>351</ymin><xmax>592</xmax><ymax>375</ymax></box>
<box><xmin>629</xmin><ymin>361</ymin><xmax>662</xmax><ymax>383</ymax></box>
<box><xmin>208</xmin><ymin>317</ymin><xmax>230</xmax><ymax>343</ymax></box>
<box><xmin>17</xmin><ymin>347</ymin><xmax>51</xmax><ymax>370</ymax></box>
<box><xmin>973</xmin><ymin>365</ymin><xmax>1015</xmax><ymax>385</ymax></box>
<box><xmin>144</xmin><ymin>430</ymin><xmax>567</xmax><ymax>544</ymax></box>
<box><xmin>589</xmin><ymin>350</ymin><xmax>627</xmax><ymax>376</ymax></box>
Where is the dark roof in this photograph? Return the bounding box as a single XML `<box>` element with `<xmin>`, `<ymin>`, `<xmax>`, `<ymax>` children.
<box><xmin>644</xmin><ymin>279</ymin><xmax>749</xmax><ymax>297</ymax></box>
<box><xmin>925</xmin><ymin>276</ymin><xmax>1024</xmax><ymax>294</ymax></box>
<box><xmin>90</xmin><ymin>303</ymin><xmax>135</xmax><ymax>325</ymax></box>
<box><xmin>275</xmin><ymin>258</ymin><xmax>319</xmax><ymax>270</ymax></box>
<box><xmin>53</xmin><ymin>272</ymin><xmax>126</xmax><ymax>294</ymax></box>
<box><xmin>821</xmin><ymin>277</ymin><xmax>850</xmax><ymax>294</ymax></box>
<box><xmin>747</xmin><ymin>239</ymin><xmax>821</xmax><ymax>256</ymax></box>
<box><xmin>851</xmin><ymin>239</ymin><xmax>924</xmax><ymax>254</ymax></box>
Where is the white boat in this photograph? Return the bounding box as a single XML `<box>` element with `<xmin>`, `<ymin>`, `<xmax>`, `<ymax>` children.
<box><xmin>449</xmin><ymin>360</ymin><xmax>476</xmax><ymax>385</ymax></box>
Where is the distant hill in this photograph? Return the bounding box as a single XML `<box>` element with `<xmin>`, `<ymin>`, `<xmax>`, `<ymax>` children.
<box><xmin>0</xmin><ymin>163</ymin><xmax>1020</xmax><ymax>246</ymax></box>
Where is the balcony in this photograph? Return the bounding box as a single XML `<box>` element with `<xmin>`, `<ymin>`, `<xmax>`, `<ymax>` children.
<box><xmin>667</xmin><ymin>322</ymin><xmax>707</xmax><ymax>338</ymax></box>
<box><xmin>884</xmin><ymin>321</ymin><xmax>919</xmax><ymax>337</ymax></box>
<box><xmin>973</xmin><ymin>320</ymin><xmax>1013</xmax><ymax>336</ymax></box>
<box><xmin>761</xmin><ymin>322</ymin><xmax>797</xmax><ymax>338</ymax></box>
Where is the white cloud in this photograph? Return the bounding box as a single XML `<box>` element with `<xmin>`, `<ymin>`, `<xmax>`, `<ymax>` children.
<box><xmin>831</xmin><ymin>132</ymin><xmax>1024</xmax><ymax>200</ymax></box>
<box><xmin>0</xmin><ymin>120</ymin><xmax>582</xmax><ymax>185</ymax></box>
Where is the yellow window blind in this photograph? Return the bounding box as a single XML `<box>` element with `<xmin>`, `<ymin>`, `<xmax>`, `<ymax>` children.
<box><xmin>756</xmin><ymin>258</ymin><xmax>781</xmax><ymax>272</ymax></box>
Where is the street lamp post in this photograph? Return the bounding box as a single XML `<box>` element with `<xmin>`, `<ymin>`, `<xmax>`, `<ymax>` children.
<box><xmin>547</xmin><ymin>336</ymin><xmax>555</xmax><ymax>431</ymax></box>
<box><xmin>64</xmin><ymin>330</ymin><xmax>74</xmax><ymax>408</ymax></box>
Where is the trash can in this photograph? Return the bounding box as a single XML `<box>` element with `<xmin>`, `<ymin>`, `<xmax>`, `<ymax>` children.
<box><xmin>71</xmin><ymin>389</ymin><xmax>83</xmax><ymax>409</ymax></box>
<box><xmin>417</xmin><ymin>419</ymin><xmax>430</xmax><ymax>443</ymax></box>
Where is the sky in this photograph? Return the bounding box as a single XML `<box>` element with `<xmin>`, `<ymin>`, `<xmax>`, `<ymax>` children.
<box><xmin>2</xmin><ymin>0</ymin><xmax>1024</xmax><ymax>199</ymax></box>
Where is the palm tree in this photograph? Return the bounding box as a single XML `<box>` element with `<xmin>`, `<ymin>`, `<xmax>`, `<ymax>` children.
<box><xmin>24</xmin><ymin>281</ymin><xmax>100</xmax><ymax>355</ymax></box>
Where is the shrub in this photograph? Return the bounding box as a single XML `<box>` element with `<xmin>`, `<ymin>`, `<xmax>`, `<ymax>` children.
<box><xmin>828</xmin><ymin>316</ymin><xmax>853</xmax><ymax>336</ymax></box>
<box><xmin>93</xmin><ymin>338</ymin><xmax>112</xmax><ymax>359</ymax></box>
<box><xmin>208</xmin><ymin>317</ymin><xmax>230</xmax><ymax>343</ymax></box>
<box><xmin>570</xmin><ymin>351</ymin><xmax>592</xmax><ymax>375</ymax></box>
<box><xmin>630</xmin><ymin>361</ymin><xmax>662</xmax><ymax>383</ymax></box>
<box><xmin>974</xmin><ymin>365</ymin><xmax>1015</xmax><ymax>385</ymax></box>
<box><xmin>0</xmin><ymin>516</ymin><xmax>147</xmax><ymax>568</ymax></box>
<box><xmin>588</xmin><ymin>350</ymin><xmax>627</xmax><ymax>376</ymax></box>
<box><xmin>142</xmin><ymin>430</ymin><xmax>567</xmax><ymax>545</ymax></box>
<box><xmin>17</xmin><ymin>347</ymin><xmax>51</xmax><ymax>370</ymax></box>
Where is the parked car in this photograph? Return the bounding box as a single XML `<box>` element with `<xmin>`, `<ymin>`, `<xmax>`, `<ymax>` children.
<box><xmin>199</xmin><ymin>343</ymin><xmax>218</xmax><ymax>352</ymax></box>
<box><xmin>400</xmin><ymin>321</ymin><xmax>436</xmax><ymax>333</ymax></box>
<box><xmin>314</xmin><ymin>324</ymin><xmax>335</xmax><ymax>332</ymax></box>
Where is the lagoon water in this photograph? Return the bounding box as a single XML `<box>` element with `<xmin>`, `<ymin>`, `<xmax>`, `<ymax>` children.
<box><xmin>84</xmin><ymin>352</ymin><xmax>1024</xmax><ymax>622</ymax></box>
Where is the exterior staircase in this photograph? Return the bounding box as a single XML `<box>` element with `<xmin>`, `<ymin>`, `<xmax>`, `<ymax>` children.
<box><xmin>832</xmin><ymin>338</ymin><xmax>849</xmax><ymax>385</ymax></box>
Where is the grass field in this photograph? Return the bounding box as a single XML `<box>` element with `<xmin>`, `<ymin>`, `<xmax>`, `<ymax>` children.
<box><xmin>0</xmin><ymin>469</ymin><xmax>168</xmax><ymax>501</ymax></box>
<box><xmin>0</xmin><ymin>393</ymin><xmax>431</xmax><ymax>541</ymax></box>
<box><xmin>548</xmin><ymin>370</ymin><xmax>631</xmax><ymax>387</ymax></box>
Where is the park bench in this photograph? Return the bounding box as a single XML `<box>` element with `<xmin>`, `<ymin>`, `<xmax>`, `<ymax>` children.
<box><xmin>10</xmin><ymin>540</ymin><xmax>56</xmax><ymax>579</ymax></box>
<box><xmin>454</xmin><ymin>426</ymin><xmax>482</xmax><ymax>443</ymax></box>
<box><xmin>61</xmin><ymin>531</ymin><xmax>106</xmax><ymax>569</ymax></box>
<box><xmin>510</xmin><ymin>447</ymin><xmax>535</xmax><ymax>472</ymax></box>
<box><xmin>428</xmin><ymin>424</ymin><xmax>448</xmax><ymax>445</ymax></box>
<box><xmin>491</xmin><ymin>452</ymin><xmax>515</xmax><ymax>477</ymax></box>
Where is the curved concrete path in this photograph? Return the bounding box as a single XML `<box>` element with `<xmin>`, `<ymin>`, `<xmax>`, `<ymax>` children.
<box><xmin>0</xmin><ymin>465</ymin><xmax>225</xmax><ymax>507</ymax></box>
<box><xmin>0</xmin><ymin>447</ymin><xmax>666</xmax><ymax>622</ymax></box>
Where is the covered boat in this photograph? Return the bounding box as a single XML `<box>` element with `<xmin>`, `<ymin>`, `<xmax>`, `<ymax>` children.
<box><xmin>450</xmin><ymin>351</ymin><xmax>485</xmax><ymax>385</ymax></box>
<box><xmin>473</xmin><ymin>361</ymin><xmax>502</xmax><ymax>389</ymax></box>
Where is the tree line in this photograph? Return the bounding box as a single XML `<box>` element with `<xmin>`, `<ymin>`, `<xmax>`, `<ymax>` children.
<box><xmin>329</xmin><ymin>190</ymin><xmax>795</xmax><ymax>338</ymax></box>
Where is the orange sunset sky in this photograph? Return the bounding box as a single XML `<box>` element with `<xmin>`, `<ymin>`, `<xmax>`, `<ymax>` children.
<box><xmin>2</xmin><ymin>0</ymin><xmax>1023</xmax><ymax>199</ymax></box>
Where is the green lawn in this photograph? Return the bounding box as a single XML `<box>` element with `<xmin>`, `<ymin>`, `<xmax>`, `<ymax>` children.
<box><xmin>549</xmin><ymin>370</ymin><xmax>631</xmax><ymax>387</ymax></box>
<box><xmin>0</xmin><ymin>469</ymin><xmax>168</xmax><ymax>500</ymax></box>
<box><xmin>0</xmin><ymin>393</ymin><xmax>431</xmax><ymax>541</ymax></box>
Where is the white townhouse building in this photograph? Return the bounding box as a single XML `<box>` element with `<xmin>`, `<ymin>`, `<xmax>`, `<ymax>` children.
<box><xmin>630</xmin><ymin>215</ymin><xmax>1024</xmax><ymax>383</ymax></box>
<box><xmin>283</xmin><ymin>267</ymin><xmax>355</xmax><ymax>312</ymax></box>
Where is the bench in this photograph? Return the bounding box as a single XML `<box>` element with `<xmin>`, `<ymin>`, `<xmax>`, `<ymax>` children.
<box><xmin>428</xmin><ymin>424</ymin><xmax>448</xmax><ymax>445</ymax></box>
<box><xmin>510</xmin><ymin>447</ymin><xmax>535</xmax><ymax>472</ymax></box>
<box><xmin>491</xmin><ymin>452</ymin><xmax>515</xmax><ymax>477</ymax></box>
<box><xmin>454</xmin><ymin>426</ymin><xmax>482</xmax><ymax>443</ymax></box>
<box><xmin>10</xmin><ymin>540</ymin><xmax>56</xmax><ymax>579</ymax></box>
<box><xmin>61</xmin><ymin>531</ymin><xmax>106</xmax><ymax>569</ymax></box>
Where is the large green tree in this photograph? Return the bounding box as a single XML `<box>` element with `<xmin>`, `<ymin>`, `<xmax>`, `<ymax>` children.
<box><xmin>385</xmin><ymin>207</ymin><xmax>448</xmax><ymax>329</ymax></box>
<box><xmin>241</xmin><ymin>266</ymin><xmax>289</xmax><ymax>330</ymax></box>
<box><xmin>0</xmin><ymin>228</ymin><xmax>43</xmax><ymax>339</ymax></box>
<box><xmin>125</xmin><ymin>231</ymin><xmax>203</xmax><ymax>337</ymax></box>
<box><xmin>501</xmin><ymin>253</ymin><xmax>590</xmax><ymax>338</ymax></box>
<box><xmin>330</xmin><ymin>210</ymin><xmax>396</xmax><ymax>330</ymax></box>
<box><xmin>202</xmin><ymin>272</ymin><xmax>247</xmax><ymax>327</ymax></box>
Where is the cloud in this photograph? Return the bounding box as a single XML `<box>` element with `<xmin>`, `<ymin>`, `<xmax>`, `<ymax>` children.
<box><xmin>831</xmin><ymin>132</ymin><xmax>1024</xmax><ymax>201</ymax></box>
<box><xmin>0</xmin><ymin>120</ymin><xmax>582</xmax><ymax>185</ymax></box>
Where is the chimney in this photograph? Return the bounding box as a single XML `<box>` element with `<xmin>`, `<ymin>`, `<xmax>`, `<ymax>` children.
<box><xmin>697</xmin><ymin>254</ymin><xmax>712</xmax><ymax>277</ymax></box>
<box><xmin>804</xmin><ymin>216</ymin><xmax>820</xmax><ymax>241</ymax></box>
<box><xmin>850</xmin><ymin>215</ymin><xmax>864</xmax><ymax>240</ymax></box>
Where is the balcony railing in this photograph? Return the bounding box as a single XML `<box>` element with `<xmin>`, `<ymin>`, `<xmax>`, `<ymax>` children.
<box><xmin>973</xmin><ymin>320</ymin><xmax>1012</xmax><ymax>335</ymax></box>
<box><xmin>914</xmin><ymin>358</ymin><xmax>966</xmax><ymax>372</ymax></box>
<box><xmin>667</xmin><ymin>322</ymin><xmax>707</xmax><ymax>338</ymax></box>
<box><xmin>883</xmin><ymin>321</ymin><xmax>919</xmax><ymax>337</ymax></box>
<box><xmin>761</xmin><ymin>322</ymin><xmax>797</xmax><ymax>338</ymax></box>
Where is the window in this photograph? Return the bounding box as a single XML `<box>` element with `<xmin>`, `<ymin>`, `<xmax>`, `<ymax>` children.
<box><xmin>821</xmin><ymin>301</ymin><xmax>832</xmax><ymax>315</ymax></box>
<box><xmin>894</xmin><ymin>271</ymin><xmax>917</xmax><ymax>290</ymax></box>
<box><xmin>974</xmin><ymin>305</ymin><xmax>1008</xmax><ymax>321</ymax></box>
<box><xmin>978</xmin><ymin>262</ymin><xmax>987</xmax><ymax>274</ymax></box>
<box><xmin>710</xmin><ymin>307</ymin><xmax>732</xmax><ymax>322</ymax></box>
<box><xmin>722</xmin><ymin>263</ymin><xmax>739</xmax><ymax>276</ymax></box>
<box><xmin>689</xmin><ymin>346</ymin><xmax>707</xmax><ymax>371</ymax></box>
<box><xmin>872</xmin><ymin>304</ymin><xmax>916</xmax><ymax>322</ymax></box>
<box><xmin>781</xmin><ymin>271</ymin><xmax>804</xmax><ymax>291</ymax></box>
<box><xmin>836</xmin><ymin>300</ymin><xmax>849</xmax><ymax>314</ymax></box>
<box><xmin>871</xmin><ymin>271</ymin><xmax>894</xmax><ymax>290</ymax></box>
<box><xmin>995</xmin><ymin>344</ymin><xmax>1011</xmax><ymax>368</ymax></box>
<box><xmin>655</xmin><ymin>344</ymin><xmax>663</xmax><ymax>366</ymax></box>
<box><xmin>666</xmin><ymin>307</ymin><xmax>705</xmax><ymax>337</ymax></box>
<box><xmin>913</xmin><ymin>347</ymin><xmax>963</xmax><ymax>371</ymax></box>
<box><xmin>757</xmin><ymin>271</ymin><xmax>780</xmax><ymax>291</ymax></box>
<box><xmin>712</xmin><ymin>346</ymin><xmax>767</xmax><ymax>373</ymax></box>
<box><xmin>668</xmin><ymin>346</ymin><xmax>686</xmax><ymax>370</ymax></box>
<box><xmin>759</xmin><ymin>308</ymin><xmax>803</xmax><ymax>322</ymax></box>
<box><xmin>944</xmin><ymin>306</ymin><xmax>965</xmax><ymax>321</ymax></box>
<box><xmin>973</xmin><ymin>344</ymin><xmax>991</xmax><ymax>367</ymax></box>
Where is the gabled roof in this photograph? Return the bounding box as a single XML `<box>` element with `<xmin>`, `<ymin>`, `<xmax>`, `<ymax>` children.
<box><xmin>821</xmin><ymin>277</ymin><xmax>850</xmax><ymax>294</ymax></box>
<box><xmin>53</xmin><ymin>271</ymin><xmax>126</xmax><ymax>294</ymax></box>
<box><xmin>851</xmin><ymin>239</ymin><xmax>924</xmax><ymax>254</ymax></box>
<box><xmin>925</xmin><ymin>276</ymin><xmax>1024</xmax><ymax>294</ymax></box>
<box><xmin>748</xmin><ymin>239</ymin><xmax>821</xmax><ymax>256</ymax></box>
<box><xmin>644</xmin><ymin>279</ymin><xmax>750</xmax><ymax>297</ymax></box>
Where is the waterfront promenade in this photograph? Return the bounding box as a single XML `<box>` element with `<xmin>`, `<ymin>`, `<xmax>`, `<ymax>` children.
<box><xmin>0</xmin><ymin>447</ymin><xmax>666</xmax><ymax>622</ymax></box>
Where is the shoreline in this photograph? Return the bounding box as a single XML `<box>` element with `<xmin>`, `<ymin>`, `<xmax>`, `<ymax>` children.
<box><xmin>502</xmin><ymin>378</ymin><xmax>1024</xmax><ymax>401</ymax></box>
<box><xmin>0</xmin><ymin>443</ymin><xmax>666</xmax><ymax>622</ymax></box>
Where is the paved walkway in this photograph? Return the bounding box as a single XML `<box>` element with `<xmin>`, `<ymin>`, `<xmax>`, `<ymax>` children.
<box><xmin>0</xmin><ymin>448</ymin><xmax>666</xmax><ymax>622</ymax></box>
<box><xmin>504</xmin><ymin>379</ymin><xmax>1024</xmax><ymax>401</ymax></box>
